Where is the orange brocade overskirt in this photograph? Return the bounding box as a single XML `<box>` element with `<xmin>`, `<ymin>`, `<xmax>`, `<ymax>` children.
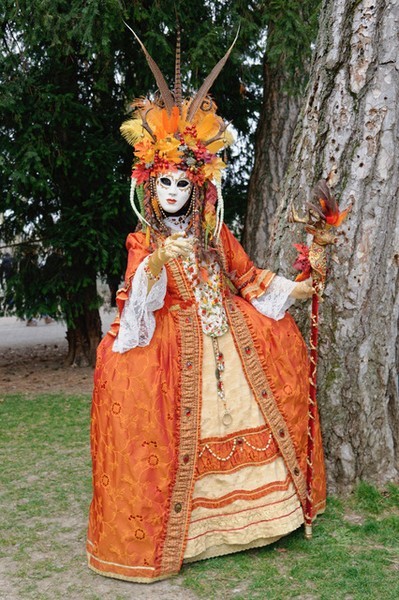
<box><xmin>87</xmin><ymin>226</ymin><xmax>326</xmax><ymax>583</ymax></box>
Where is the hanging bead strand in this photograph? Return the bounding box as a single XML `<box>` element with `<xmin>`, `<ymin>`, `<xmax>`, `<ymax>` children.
<box><xmin>211</xmin><ymin>336</ymin><xmax>232</xmax><ymax>427</ymax></box>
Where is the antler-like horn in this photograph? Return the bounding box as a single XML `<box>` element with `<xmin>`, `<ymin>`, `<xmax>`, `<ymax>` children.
<box><xmin>124</xmin><ymin>21</ymin><xmax>175</xmax><ymax>114</ymax></box>
<box><xmin>140</xmin><ymin>107</ymin><xmax>156</xmax><ymax>141</ymax></box>
<box><xmin>174</xmin><ymin>22</ymin><xmax>183</xmax><ymax>111</ymax></box>
<box><xmin>187</xmin><ymin>26</ymin><xmax>240</xmax><ymax>122</ymax></box>
<box><xmin>203</xmin><ymin>120</ymin><xmax>230</xmax><ymax>147</ymax></box>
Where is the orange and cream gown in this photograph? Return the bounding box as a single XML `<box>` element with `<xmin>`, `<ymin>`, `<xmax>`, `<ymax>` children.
<box><xmin>87</xmin><ymin>218</ymin><xmax>326</xmax><ymax>583</ymax></box>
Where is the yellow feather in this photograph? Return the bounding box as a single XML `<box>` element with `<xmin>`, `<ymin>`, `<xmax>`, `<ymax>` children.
<box><xmin>206</xmin><ymin>127</ymin><xmax>234</xmax><ymax>152</ymax></box>
<box><xmin>206</xmin><ymin>139</ymin><xmax>225</xmax><ymax>153</ymax></box>
<box><xmin>194</xmin><ymin>113</ymin><xmax>220</xmax><ymax>142</ymax></box>
<box><xmin>120</xmin><ymin>119</ymin><xmax>151</xmax><ymax>146</ymax></box>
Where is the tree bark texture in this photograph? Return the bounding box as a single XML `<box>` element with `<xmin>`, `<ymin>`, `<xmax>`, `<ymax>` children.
<box><xmin>264</xmin><ymin>0</ymin><xmax>399</xmax><ymax>491</ymax></box>
<box><xmin>243</xmin><ymin>60</ymin><xmax>301</xmax><ymax>265</ymax></box>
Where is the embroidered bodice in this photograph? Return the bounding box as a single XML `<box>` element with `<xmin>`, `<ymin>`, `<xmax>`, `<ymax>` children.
<box><xmin>113</xmin><ymin>221</ymin><xmax>296</xmax><ymax>353</ymax></box>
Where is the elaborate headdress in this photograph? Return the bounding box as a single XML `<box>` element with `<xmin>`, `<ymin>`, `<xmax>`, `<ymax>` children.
<box><xmin>121</xmin><ymin>23</ymin><xmax>238</xmax><ymax>242</ymax></box>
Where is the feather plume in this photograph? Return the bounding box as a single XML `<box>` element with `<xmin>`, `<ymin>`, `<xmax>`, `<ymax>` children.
<box><xmin>124</xmin><ymin>21</ymin><xmax>175</xmax><ymax>114</ymax></box>
<box><xmin>160</xmin><ymin>105</ymin><xmax>180</xmax><ymax>134</ymax></box>
<box><xmin>180</xmin><ymin>99</ymin><xmax>190</xmax><ymax>122</ymax></box>
<box><xmin>120</xmin><ymin>118</ymin><xmax>151</xmax><ymax>146</ymax></box>
<box><xmin>312</xmin><ymin>180</ymin><xmax>337</xmax><ymax>214</ymax></box>
<box><xmin>206</xmin><ymin>139</ymin><xmax>225</xmax><ymax>153</ymax></box>
<box><xmin>145</xmin><ymin>105</ymin><xmax>178</xmax><ymax>137</ymax></box>
<box><xmin>187</xmin><ymin>26</ymin><xmax>240</xmax><ymax>122</ymax></box>
<box><xmin>174</xmin><ymin>23</ymin><xmax>183</xmax><ymax>111</ymax></box>
<box><xmin>194</xmin><ymin>112</ymin><xmax>220</xmax><ymax>141</ymax></box>
<box><xmin>206</xmin><ymin>124</ymin><xmax>234</xmax><ymax>153</ymax></box>
<box><xmin>311</xmin><ymin>180</ymin><xmax>350</xmax><ymax>227</ymax></box>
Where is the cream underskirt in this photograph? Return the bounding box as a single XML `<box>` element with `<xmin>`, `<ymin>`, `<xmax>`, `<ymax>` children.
<box><xmin>183</xmin><ymin>331</ymin><xmax>303</xmax><ymax>562</ymax></box>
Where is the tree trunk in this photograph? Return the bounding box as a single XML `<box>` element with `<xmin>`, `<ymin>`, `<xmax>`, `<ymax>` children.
<box><xmin>262</xmin><ymin>0</ymin><xmax>399</xmax><ymax>491</ymax></box>
<box><xmin>64</xmin><ymin>280</ymin><xmax>102</xmax><ymax>367</ymax></box>
<box><xmin>242</xmin><ymin>59</ymin><xmax>302</xmax><ymax>265</ymax></box>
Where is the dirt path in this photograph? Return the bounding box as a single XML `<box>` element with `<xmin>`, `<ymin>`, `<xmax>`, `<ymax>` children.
<box><xmin>0</xmin><ymin>343</ymin><xmax>95</xmax><ymax>396</ymax></box>
<box><xmin>0</xmin><ymin>312</ymin><xmax>116</xmax><ymax>395</ymax></box>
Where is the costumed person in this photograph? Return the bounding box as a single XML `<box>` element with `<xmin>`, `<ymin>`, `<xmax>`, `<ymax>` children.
<box><xmin>87</xmin><ymin>27</ymin><xmax>326</xmax><ymax>583</ymax></box>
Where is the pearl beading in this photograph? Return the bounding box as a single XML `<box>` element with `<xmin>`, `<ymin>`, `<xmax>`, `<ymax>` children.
<box><xmin>198</xmin><ymin>431</ymin><xmax>273</xmax><ymax>462</ymax></box>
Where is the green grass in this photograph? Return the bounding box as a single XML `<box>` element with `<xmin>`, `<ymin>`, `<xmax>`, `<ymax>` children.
<box><xmin>1</xmin><ymin>394</ymin><xmax>398</xmax><ymax>600</ymax></box>
<box><xmin>182</xmin><ymin>486</ymin><xmax>399</xmax><ymax>600</ymax></box>
<box><xmin>0</xmin><ymin>394</ymin><xmax>94</xmax><ymax>599</ymax></box>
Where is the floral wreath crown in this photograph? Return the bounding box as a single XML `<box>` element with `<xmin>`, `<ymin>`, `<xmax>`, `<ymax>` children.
<box><xmin>121</xmin><ymin>23</ymin><xmax>238</xmax><ymax>240</ymax></box>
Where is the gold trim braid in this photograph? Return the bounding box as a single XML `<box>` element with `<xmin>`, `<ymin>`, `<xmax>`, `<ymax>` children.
<box><xmin>160</xmin><ymin>305</ymin><xmax>203</xmax><ymax>574</ymax></box>
<box><xmin>225</xmin><ymin>299</ymin><xmax>307</xmax><ymax>508</ymax></box>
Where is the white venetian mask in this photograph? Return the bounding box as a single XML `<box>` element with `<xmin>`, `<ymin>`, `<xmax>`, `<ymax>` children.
<box><xmin>156</xmin><ymin>170</ymin><xmax>193</xmax><ymax>214</ymax></box>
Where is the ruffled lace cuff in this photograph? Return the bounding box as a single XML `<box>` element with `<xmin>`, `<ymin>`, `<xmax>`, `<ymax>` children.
<box><xmin>251</xmin><ymin>275</ymin><xmax>296</xmax><ymax>321</ymax></box>
<box><xmin>112</xmin><ymin>257</ymin><xmax>167</xmax><ymax>353</ymax></box>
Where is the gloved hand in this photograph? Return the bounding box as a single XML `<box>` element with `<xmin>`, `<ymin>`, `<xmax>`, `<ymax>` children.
<box><xmin>147</xmin><ymin>232</ymin><xmax>195</xmax><ymax>279</ymax></box>
<box><xmin>290</xmin><ymin>277</ymin><xmax>313</xmax><ymax>300</ymax></box>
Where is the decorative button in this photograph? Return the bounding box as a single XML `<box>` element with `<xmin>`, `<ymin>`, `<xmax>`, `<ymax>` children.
<box><xmin>185</xmin><ymin>317</ymin><xmax>192</xmax><ymax>323</ymax></box>
<box><xmin>185</xmin><ymin>408</ymin><xmax>191</xmax><ymax>416</ymax></box>
<box><xmin>293</xmin><ymin>467</ymin><xmax>300</xmax><ymax>476</ymax></box>
<box><xmin>174</xmin><ymin>502</ymin><xmax>182</xmax><ymax>513</ymax></box>
<box><xmin>244</xmin><ymin>346</ymin><xmax>251</xmax><ymax>354</ymax></box>
<box><xmin>186</xmin><ymin>361</ymin><xmax>193</xmax><ymax>369</ymax></box>
<box><xmin>183</xmin><ymin>454</ymin><xmax>190</xmax><ymax>464</ymax></box>
<box><xmin>261</xmin><ymin>389</ymin><xmax>267</xmax><ymax>397</ymax></box>
<box><xmin>278</xmin><ymin>428</ymin><xmax>285</xmax><ymax>438</ymax></box>
<box><xmin>111</xmin><ymin>402</ymin><xmax>121</xmax><ymax>415</ymax></box>
<box><xmin>135</xmin><ymin>528</ymin><xmax>145</xmax><ymax>540</ymax></box>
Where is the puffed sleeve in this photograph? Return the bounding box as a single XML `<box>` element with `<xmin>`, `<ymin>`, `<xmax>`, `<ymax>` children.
<box><xmin>112</xmin><ymin>256</ymin><xmax>167</xmax><ymax>353</ymax></box>
<box><xmin>109</xmin><ymin>232</ymin><xmax>167</xmax><ymax>350</ymax></box>
<box><xmin>219</xmin><ymin>224</ymin><xmax>275</xmax><ymax>301</ymax></box>
<box><xmin>114</xmin><ymin>232</ymin><xmax>151</xmax><ymax>316</ymax></box>
<box><xmin>219</xmin><ymin>225</ymin><xmax>298</xmax><ymax>320</ymax></box>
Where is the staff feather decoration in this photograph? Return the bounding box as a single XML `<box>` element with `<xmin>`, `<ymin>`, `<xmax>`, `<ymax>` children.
<box><xmin>290</xmin><ymin>173</ymin><xmax>351</xmax><ymax>539</ymax></box>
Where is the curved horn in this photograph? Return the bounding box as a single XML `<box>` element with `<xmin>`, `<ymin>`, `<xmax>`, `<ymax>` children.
<box><xmin>203</xmin><ymin>120</ymin><xmax>231</xmax><ymax>147</ymax></box>
<box><xmin>124</xmin><ymin>21</ymin><xmax>175</xmax><ymax>114</ymax></box>
<box><xmin>139</xmin><ymin>107</ymin><xmax>156</xmax><ymax>141</ymax></box>
<box><xmin>187</xmin><ymin>26</ymin><xmax>240</xmax><ymax>122</ymax></box>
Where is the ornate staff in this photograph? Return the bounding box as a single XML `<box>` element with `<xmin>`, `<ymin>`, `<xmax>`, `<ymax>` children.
<box><xmin>290</xmin><ymin>178</ymin><xmax>350</xmax><ymax>539</ymax></box>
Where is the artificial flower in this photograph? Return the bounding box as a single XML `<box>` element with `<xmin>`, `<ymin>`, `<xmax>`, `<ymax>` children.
<box><xmin>292</xmin><ymin>243</ymin><xmax>311</xmax><ymax>281</ymax></box>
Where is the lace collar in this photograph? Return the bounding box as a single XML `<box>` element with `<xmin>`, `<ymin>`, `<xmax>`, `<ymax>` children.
<box><xmin>163</xmin><ymin>215</ymin><xmax>192</xmax><ymax>233</ymax></box>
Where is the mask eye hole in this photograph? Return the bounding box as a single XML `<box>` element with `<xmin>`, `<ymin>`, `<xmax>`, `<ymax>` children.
<box><xmin>177</xmin><ymin>180</ymin><xmax>190</xmax><ymax>189</ymax></box>
<box><xmin>160</xmin><ymin>177</ymin><xmax>171</xmax><ymax>186</ymax></box>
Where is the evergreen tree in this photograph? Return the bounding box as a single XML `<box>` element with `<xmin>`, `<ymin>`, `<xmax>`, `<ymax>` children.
<box><xmin>0</xmin><ymin>0</ymin><xmax>267</xmax><ymax>365</ymax></box>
